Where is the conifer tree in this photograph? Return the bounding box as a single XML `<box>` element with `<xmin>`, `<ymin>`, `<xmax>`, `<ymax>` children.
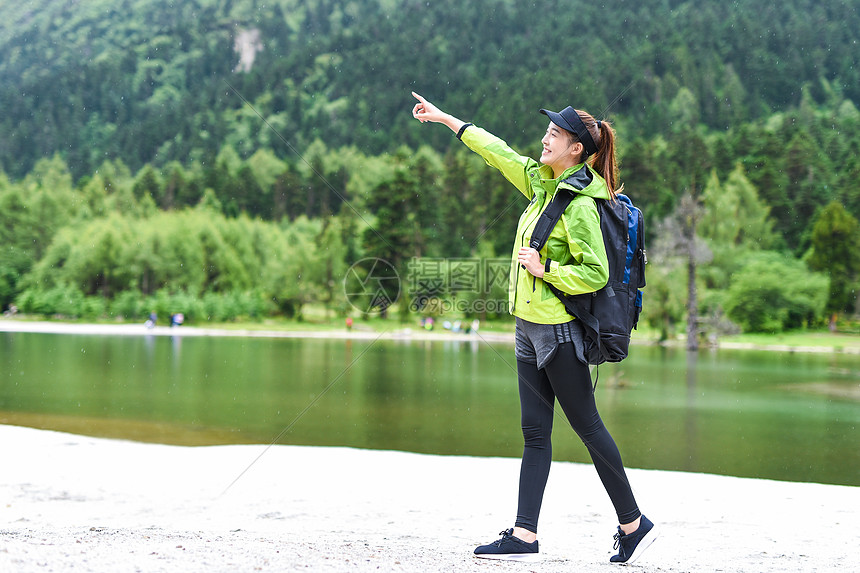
<box><xmin>806</xmin><ymin>201</ymin><xmax>860</xmax><ymax>329</ymax></box>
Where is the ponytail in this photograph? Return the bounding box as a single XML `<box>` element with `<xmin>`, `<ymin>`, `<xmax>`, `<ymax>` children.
<box><xmin>574</xmin><ymin>109</ymin><xmax>622</xmax><ymax>198</ymax></box>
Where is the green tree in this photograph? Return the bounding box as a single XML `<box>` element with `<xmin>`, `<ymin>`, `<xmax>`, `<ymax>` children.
<box><xmin>724</xmin><ymin>252</ymin><xmax>828</xmax><ymax>332</ymax></box>
<box><xmin>784</xmin><ymin>131</ymin><xmax>831</xmax><ymax>252</ymax></box>
<box><xmin>664</xmin><ymin>88</ymin><xmax>713</xmax><ymax>349</ymax></box>
<box><xmin>314</xmin><ymin>216</ymin><xmax>350</xmax><ymax>314</ymax></box>
<box><xmin>273</xmin><ymin>169</ymin><xmax>303</xmax><ymax>220</ymax></box>
<box><xmin>0</xmin><ymin>186</ymin><xmax>36</xmax><ymax>308</ymax></box>
<box><xmin>78</xmin><ymin>173</ymin><xmax>110</xmax><ymax>219</ymax></box>
<box><xmin>651</xmin><ymin>192</ymin><xmax>712</xmax><ymax>348</ymax></box>
<box><xmin>247</xmin><ymin>148</ymin><xmax>287</xmax><ymax>217</ymax></box>
<box><xmin>0</xmin><ymin>157</ymin><xmax>83</xmax><ymax>308</ymax></box>
<box><xmin>132</xmin><ymin>165</ymin><xmax>162</xmax><ymax>204</ymax></box>
<box><xmin>641</xmin><ymin>258</ymin><xmax>687</xmax><ymax>343</ymax></box>
<box><xmin>362</xmin><ymin>149</ymin><xmax>422</xmax><ymax>317</ymax></box>
<box><xmin>196</xmin><ymin>188</ymin><xmax>223</xmax><ymax>213</ymax></box>
<box><xmin>439</xmin><ymin>148</ymin><xmax>497</xmax><ymax>258</ymax></box>
<box><xmin>700</xmin><ymin>163</ymin><xmax>777</xmax><ymax>250</ymax></box>
<box><xmin>161</xmin><ymin>162</ymin><xmax>187</xmax><ymax>210</ymax></box>
<box><xmin>804</xmin><ymin>201</ymin><xmax>860</xmax><ymax>328</ymax></box>
<box><xmin>272</xmin><ymin>216</ymin><xmax>323</xmax><ymax>318</ymax></box>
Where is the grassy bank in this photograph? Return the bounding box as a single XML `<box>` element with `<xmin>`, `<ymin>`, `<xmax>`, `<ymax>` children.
<box><xmin>719</xmin><ymin>330</ymin><xmax>860</xmax><ymax>351</ymax></box>
<box><xmin>635</xmin><ymin>327</ymin><xmax>860</xmax><ymax>353</ymax></box>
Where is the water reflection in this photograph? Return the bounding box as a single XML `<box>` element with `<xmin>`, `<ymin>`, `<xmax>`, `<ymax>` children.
<box><xmin>684</xmin><ymin>349</ymin><xmax>698</xmax><ymax>473</ymax></box>
<box><xmin>0</xmin><ymin>332</ymin><xmax>858</xmax><ymax>486</ymax></box>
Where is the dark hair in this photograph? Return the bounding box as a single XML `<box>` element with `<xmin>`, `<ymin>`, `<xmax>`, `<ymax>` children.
<box><xmin>567</xmin><ymin>110</ymin><xmax>622</xmax><ymax>198</ymax></box>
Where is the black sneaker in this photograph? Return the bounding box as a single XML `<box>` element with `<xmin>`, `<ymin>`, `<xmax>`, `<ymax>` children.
<box><xmin>473</xmin><ymin>528</ymin><xmax>540</xmax><ymax>562</ymax></box>
<box><xmin>610</xmin><ymin>515</ymin><xmax>659</xmax><ymax>564</ymax></box>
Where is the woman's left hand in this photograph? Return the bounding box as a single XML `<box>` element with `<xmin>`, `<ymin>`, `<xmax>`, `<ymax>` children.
<box><xmin>518</xmin><ymin>247</ymin><xmax>544</xmax><ymax>278</ymax></box>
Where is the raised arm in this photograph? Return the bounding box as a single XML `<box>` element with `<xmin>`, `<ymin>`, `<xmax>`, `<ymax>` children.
<box><xmin>412</xmin><ymin>90</ymin><xmax>535</xmax><ymax>197</ymax></box>
<box><xmin>411</xmin><ymin>92</ymin><xmax>466</xmax><ymax>134</ymax></box>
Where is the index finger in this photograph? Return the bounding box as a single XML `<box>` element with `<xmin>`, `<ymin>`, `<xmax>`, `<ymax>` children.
<box><xmin>412</xmin><ymin>91</ymin><xmax>426</xmax><ymax>104</ymax></box>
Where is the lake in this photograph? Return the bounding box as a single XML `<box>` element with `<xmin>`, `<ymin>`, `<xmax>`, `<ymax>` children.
<box><xmin>1</xmin><ymin>330</ymin><xmax>858</xmax><ymax>486</ymax></box>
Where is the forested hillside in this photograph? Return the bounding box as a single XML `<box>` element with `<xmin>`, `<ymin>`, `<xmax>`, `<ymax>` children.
<box><xmin>1</xmin><ymin>0</ymin><xmax>858</xmax><ymax>334</ymax></box>
<box><xmin>2</xmin><ymin>0</ymin><xmax>858</xmax><ymax>178</ymax></box>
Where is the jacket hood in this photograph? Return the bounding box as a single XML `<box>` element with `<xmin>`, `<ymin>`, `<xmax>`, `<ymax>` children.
<box><xmin>555</xmin><ymin>163</ymin><xmax>611</xmax><ymax>201</ymax></box>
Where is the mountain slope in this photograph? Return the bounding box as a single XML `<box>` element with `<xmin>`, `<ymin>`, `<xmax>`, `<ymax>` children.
<box><xmin>0</xmin><ymin>0</ymin><xmax>857</xmax><ymax>178</ymax></box>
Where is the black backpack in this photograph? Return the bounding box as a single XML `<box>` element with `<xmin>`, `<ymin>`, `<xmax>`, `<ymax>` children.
<box><xmin>530</xmin><ymin>164</ymin><xmax>646</xmax><ymax>366</ymax></box>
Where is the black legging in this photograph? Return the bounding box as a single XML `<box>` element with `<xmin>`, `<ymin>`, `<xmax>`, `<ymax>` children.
<box><xmin>515</xmin><ymin>341</ymin><xmax>641</xmax><ymax>533</ymax></box>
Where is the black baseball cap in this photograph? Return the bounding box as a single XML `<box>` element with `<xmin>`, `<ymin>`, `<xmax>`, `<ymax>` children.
<box><xmin>540</xmin><ymin>106</ymin><xmax>598</xmax><ymax>157</ymax></box>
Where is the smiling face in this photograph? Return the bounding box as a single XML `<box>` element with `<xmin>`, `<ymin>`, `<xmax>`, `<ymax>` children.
<box><xmin>540</xmin><ymin>122</ymin><xmax>584</xmax><ymax>177</ymax></box>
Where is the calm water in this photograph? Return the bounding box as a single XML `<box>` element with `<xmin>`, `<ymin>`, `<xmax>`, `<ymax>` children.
<box><xmin>1</xmin><ymin>331</ymin><xmax>858</xmax><ymax>486</ymax></box>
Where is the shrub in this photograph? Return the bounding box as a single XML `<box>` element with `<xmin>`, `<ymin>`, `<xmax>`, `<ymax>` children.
<box><xmin>110</xmin><ymin>290</ymin><xmax>144</xmax><ymax>320</ymax></box>
<box><xmin>80</xmin><ymin>296</ymin><xmax>107</xmax><ymax>319</ymax></box>
<box><xmin>16</xmin><ymin>286</ymin><xmax>87</xmax><ymax>317</ymax></box>
<box><xmin>724</xmin><ymin>252</ymin><xmax>828</xmax><ymax>332</ymax></box>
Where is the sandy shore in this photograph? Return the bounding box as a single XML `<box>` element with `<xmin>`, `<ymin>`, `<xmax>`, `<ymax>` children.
<box><xmin>1</xmin><ymin>425</ymin><xmax>857</xmax><ymax>573</ymax></box>
<box><xmin>2</xmin><ymin>319</ymin><xmax>858</xmax><ymax>571</ymax></box>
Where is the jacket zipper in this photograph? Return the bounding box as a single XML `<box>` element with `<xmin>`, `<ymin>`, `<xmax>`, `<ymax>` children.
<box><xmin>516</xmin><ymin>188</ymin><xmax>545</xmax><ymax>310</ymax></box>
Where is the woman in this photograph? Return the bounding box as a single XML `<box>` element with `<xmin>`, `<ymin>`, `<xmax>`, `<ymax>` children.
<box><xmin>411</xmin><ymin>92</ymin><xmax>658</xmax><ymax>564</ymax></box>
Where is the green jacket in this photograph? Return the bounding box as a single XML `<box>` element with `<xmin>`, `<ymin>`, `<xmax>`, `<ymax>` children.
<box><xmin>460</xmin><ymin>125</ymin><xmax>610</xmax><ymax>324</ymax></box>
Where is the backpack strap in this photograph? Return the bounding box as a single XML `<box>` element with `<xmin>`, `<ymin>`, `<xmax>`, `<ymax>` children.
<box><xmin>529</xmin><ymin>164</ymin><xmax>593</xmax><ymax>252</ymax></box>
<box><xmin>542</xmin><ymin>194</ymin><xmax>616</xmax><ymax>373</ymax></box>
<box><xmin>527</xmin><ymin>164</ymin><xmax>610</xmax><ymax>383</ymax></box>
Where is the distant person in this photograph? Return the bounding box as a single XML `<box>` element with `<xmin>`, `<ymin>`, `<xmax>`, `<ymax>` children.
<box><xmin>345</xmin><ymin>317</ymin><xmax>353</xmax><ymax>331</ymax></box>
<box><xmin>411</xmin><ymin>92</ymin><xmax>658</xmax><ymax>564</ymax></box>
<box><xmin>170</xmin><ymin>313</ymin><xmax>184</xmax><ymax>327</ymax></box>
<box><xmin>145</xmin><ymin>312</ymin><xmax>157</xmax><ymax>329</ymax></box>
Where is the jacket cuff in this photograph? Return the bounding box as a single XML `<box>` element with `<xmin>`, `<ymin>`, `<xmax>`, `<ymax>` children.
<box><xmin>456</xmin><ymin>122</ymin><xmax>473</xmax><ymax>140</ymax></box>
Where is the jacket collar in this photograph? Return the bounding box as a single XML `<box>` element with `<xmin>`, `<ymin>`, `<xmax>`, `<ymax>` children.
<box><xmin>554</xmin><ymin>163</ymin><xmax>611</xmax><ymax>200</ymax></box>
